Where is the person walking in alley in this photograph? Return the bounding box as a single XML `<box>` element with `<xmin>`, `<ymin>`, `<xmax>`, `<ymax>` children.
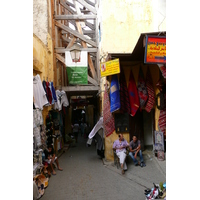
<box><xmin>44</xmin><ymin>144</ymin><xmax>63</xmax><ymax>175</ymax></box>
<box><xmin>113</xmin><ymin>134</ymin><xmax>129</xmax><ymax>174</ymax></box>
<box><xmin>72</xmin><ymin>120</ymin><xmax>79</xmax><ymax>143</ymax></box>
<box><xmin>129</xmin><ymin>135</ymin><xmax>146</xmax><ymax>167</ymax></box>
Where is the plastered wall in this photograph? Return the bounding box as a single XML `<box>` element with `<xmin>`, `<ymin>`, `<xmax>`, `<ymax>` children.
<box><xmin>100</xmin><ymin>0</ymin><xmax>166</xmax><ymax>54</ymax></box>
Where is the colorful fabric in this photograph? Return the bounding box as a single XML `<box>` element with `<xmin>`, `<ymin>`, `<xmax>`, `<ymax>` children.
<box><xmin>158</xmin><ymin>110</ymin><xmax>166</xmax><ymax>132</ymax></box>
<box><xmin>103</xmin><ymin>84</ymin><xmax>115</xmax><ymax>137</ymax></box>
<box><xmin>145</xmin><ymin>68</ymin><xmax>155</xmax><ymax>112</ymax></box>
<box><xmin>110</xmin><ymin>75</ymin><xmax>120</xmax><ymax>113</ymax></box>
<box><xmin>119</xmin><ymin>68</ymin><xmax>130</xmax><ymax>114</ymax></box>
<box><xmin>137</xmin><ymin>68</ymin><xmax>148</xmax><ymax>109</ymax></box>
<box><xmin>128</xmin><ymin>70</ymin><xmax>139</xmax><ymax>116</ymax></box>
<box><xmin>46</xmin><ymin>82</ymin><xmax>52</xmax><ymax>105</ymax></box>
<box><xmin>158</xmin><ymin>64</ymin><xmax>166</xmax><ymax>78</ymax></box>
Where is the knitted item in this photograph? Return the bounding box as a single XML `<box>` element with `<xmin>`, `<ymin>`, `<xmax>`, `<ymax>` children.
<box><xmin>145</xmin><ymin>67</ymin><xmax>155</xmax><ymax>112</ymax></box>
<box><xmin>119</xmin><ymin>68</ymin><xmax>130</xmax><ymax>114</ymax></box>
<box><xmin>103</xmin><ymin>84</ymin><xmax>115</xmax><ymax>137</ymax></box>
<box><xmin>128</xmin><ymin>70</ymin><xmax>139</xmax><ymax>116</ymax></box>
<box><xmin>137</xmin><ymin>67</ymin><xmax>148</xmax><ymax>109</ymax></box>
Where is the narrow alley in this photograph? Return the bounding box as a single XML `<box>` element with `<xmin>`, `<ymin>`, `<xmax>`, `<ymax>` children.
<box><xmin>40</xmin><ymin>136</ymin><xmax>165</xmax><ymax>200</ymax></box>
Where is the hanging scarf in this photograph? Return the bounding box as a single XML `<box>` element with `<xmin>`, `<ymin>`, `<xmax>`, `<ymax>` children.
<box><xmin>103</xmin><ymin>84</ymin><xmax>115</xmax><ymax>137</ymax></box>
<box><xmin>128</xmin><ymin>70</ymin><xmax>139</xmax><ymax>117</ymax></box>
<box><xmin>145</xmin><ymin>67</ymin><xmax>155</xmax><ymax>112</ymax></box>
<box><xmin>137</xmin><ymin>67</ymin><xmax>148</xmax><ymax>109</ymax></box>
<box><xmin>119</xmin><ymin>68</ymin><xmax>130</xmax><ymax>114</ymax></box>
<box><xmin>110</xmin><ymin>74</ymin><xmax>120</xmax><ymax>113</ymax></box>
<box><xmin>158</xmin><ymin>110</ymin><xmax>166</xmax><ymax>132</ymax></box>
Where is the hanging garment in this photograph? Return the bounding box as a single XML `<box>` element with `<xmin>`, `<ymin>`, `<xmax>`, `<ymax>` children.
<box><xmin>128</xmin><ymin>70</ymin><xmax>140</xmax><ymax>117</ymax></box>
<box><xmin>137</xmin><ymin>68</ymin><xmax>148</xmax><ymax>109</ymax></box>
<box><xmin>33</xmin><ymin>75</ymin><xmax>49</xmax><ymax>110</ymax></box>
<box><xmin>145</xmin><ymin>67</ymin><xmax>155</xmax><ymax>112</ymax></box>
<box><xmin>48</xmin><ymin>82</ymin><xmax>54</xmax><ymax>105</ymax></box>
<box><xmin>50</xmin><ymin>82</ymin><xmax>57</xmax><ymax>102</ymax></box>
<box><xmin>158</xmin><ymin>110</ymin><xmax>166</xmax><ymax>132</ymax></box>
<box><xmin>110</xmin><ymin>74</ymin><xmax>120</xmax><ymax>113</ymax></box>
<box><xmin>46</xmin><ymin>82</ymin><xmax>52</xmax><ymax>105</ymax></box>
<box><xmin>42</xmin><ymin>80</ymin><xmax>50</xmax><ymax>105</ymax></box>
<box><xmin>157</xmin><ymin>64</ymin><xmax>166</xmax><ymax>79</ymax></box>
<box><xmin>53</xmin><ymin>90</ymin><xmax>69</xmax><ymax>111</ymax></box>
<box><xmin>103</xmin><ymin>84</ymin><xmax>115</xmax><ymax>137</ymax></box>
<box><xmin>60</xmin><ymin>90</ymin><xmax>69</xmax><ymax>107</ymax></box>
<box><xmin>88</xmin><ymin>117</ymin><xmax>103</xmax><ymax>139</ymax></box>
<box><xmin>54</xmin><ymin>90</ymin><xmax>62</xmax><ymax>111</ymax></box>
<box><xmin>119</xmin><ymin>68</ymin><xmax>130</xmax><ymax>114</ymax></box>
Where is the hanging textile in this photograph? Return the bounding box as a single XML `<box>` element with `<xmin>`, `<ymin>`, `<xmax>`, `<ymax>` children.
<box><xmin>157</xmin><ymin>64</ymin><xmax>166</xmax><ymax>79</ymax></box>
<box><xmin>119</xmin><ymin>68</ymin><xmax>130</xmax><ymax>114</ymax></box>
<box><xmin>33</xmin><ymin>75</ymin><xmax>49</xmax><ymax>110</ymax></box>
<box><xmin>42</xmin><ymin>80</ymin><xmax>50</xmax><ymax>106</ymax></box>
<box><xmin>48</xmin><ymin>82</ymin><xmax>55</xmax><ymax>105</ymax></box>
<box><xmin>110</xmin><ymin>74</ymin><xmax>120</xmax><ymax>113</ymax></box>
<box><xmin>158</xmin><ymin>110</ymin><xmax>166</xmax><ymax>132</ymax></box>
<box><xmin>103</xmin><ymin>84</ymin><xmax>115</xmax><ymax>137</ymax></box>
<box><xmin>53</xmin><ymin>90</ymin><xmax>69</xmax><ymax>111</ymax></box>
<box><xmin>88</xmin><ymin>117</ymin><xmax>103</xmax><ymax>139</ymax></box>
<box><xmin>137</xmin><ymin>67</ymin><xmax>148</xmax><ymax>109</ymax></box>
<box><xmin>145</xmin><ymin>67</ymin><xmax>155</xmax><ymax>112</ymax></box>
<box><xmin>46</xmin><ymin>81</ymin><xmax>52</xmax><ymax>105</ymax></box>
<box><xmin>128</xmin><ymin>70</ymin><xmax>139</xmax><ymax>117</ymax></box>
<box><xmin>50</xmin><ymin>82</ymin><xmax>57</xmax><ymax>102</ymax></box>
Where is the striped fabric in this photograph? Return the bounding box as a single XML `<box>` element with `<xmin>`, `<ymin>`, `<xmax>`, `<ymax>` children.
<box><xmin>137</xmin><ymin>67</ymin><xmax>148</xmax><ymax>109</ymax></box>
<box><xmin>119</xmin><ymin>68</ymin><xmax>130</xmax><ymax>114</ymax></box>
<box><xmin>103</xmin><ymin>84</ymin><xmax>115</xmax><ymax>137</ymax></box>
<box><xmin>158</xmin><ymin>110</ymin><xmax>166</xmax><ymax>132</ymax></box>
<box><xmin>145</xmin><ymin>67</ymin><xmax>155</xmax><ymax>112</ymax></box>
<box><xmin>128</xmin><ymin>70</ymin><xmax>140</xmax><ymax>117</ymax></box>
<box><xmin>158</xmin><ymin>64</ymin><xmax>166</xmax><ymax>79</ymax></box>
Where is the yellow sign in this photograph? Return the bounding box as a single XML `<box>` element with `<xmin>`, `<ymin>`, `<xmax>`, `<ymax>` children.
<box><xmin>100</xmin><ymin>59</ymin><xmax>120</xmax><ymax>77</ymax></box>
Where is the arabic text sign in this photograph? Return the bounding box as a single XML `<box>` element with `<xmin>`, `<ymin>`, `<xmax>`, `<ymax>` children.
<box><xmin>144</xmin><ymin>35</ymin><xmax>166</xmax><ymax>64</ymax></box>
<box><xmin>100</xmin><ymin>59</ymin><xmax>120</xmax><ymax>77</ymax></box>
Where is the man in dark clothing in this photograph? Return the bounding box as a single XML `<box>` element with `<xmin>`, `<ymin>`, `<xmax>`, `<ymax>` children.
<box><xmin>129</xmin><ymin>135</ymin><xmax>146</xmax><ymax>167</ymax></box>
<box><xmin>44</xmin><ymin>144</ymin><xmax>63</xmax><ymax>175</ymax></box>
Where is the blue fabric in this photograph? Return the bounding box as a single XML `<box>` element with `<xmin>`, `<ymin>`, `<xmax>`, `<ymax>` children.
<box><xmin>129</xmin><ymin>150</ymin><xmax>144</xmax><ymax>165</ymax></box>
<box><xmin>50</xmin><ymin>82</ymin><xmax>57</xmax><ymax>102</ymax></box>
<box><xmin>49</xmin><ymin>82</ymin><xmax>54</xmax><ymax>104</ymax></box>
<box><xmin>110</xmin><ymin>74</ymin><xmax>120</xmax><ymax>113</ymax></box>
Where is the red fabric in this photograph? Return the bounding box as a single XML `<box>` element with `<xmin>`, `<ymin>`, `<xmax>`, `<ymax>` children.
<box><xmin>46</xmin><ymin>82</ymin><xmax>52</xmax><ymax>104</ymax></box>
<box><xmin>145</xmin><ymin>68</ymin><xmax>155</xmax><ymax>112</ymax></box>
<box><xmin>158</xmin><ymin>110</ymin><xmax>166</xmax><ymax>132</ymax></box>
<box><xmin>159</xmin><ymin>65</ymin><xmax>166</xmax><ymax>78</ymax></box>
<box><xmin>119</xmin><ymin>68</ymin><xmax>130</xmax><ymax>114</ymax></box>
<box><xmin>137</xmin><ymin>68</ymin><xmax>148</xmax><ymax>109</ymax></box>
<box><xmin>128</xmin><ymin>70</ymin><xmax>139</xmax><ymax>116</ymax></box>
<box><xmin>103</xmin><ymin>84</ymin><xmax>115</xmax><ymax>137</ymax></box>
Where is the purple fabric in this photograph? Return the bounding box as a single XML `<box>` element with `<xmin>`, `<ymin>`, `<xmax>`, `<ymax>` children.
<box><xmin>113</xmin><ymin>139</ymin><xmax>129</xmax><ymax>153</ymax></box>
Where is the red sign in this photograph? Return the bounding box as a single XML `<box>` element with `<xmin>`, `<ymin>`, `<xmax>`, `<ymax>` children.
<box><xmin>144</xmin><ymin>35</ymin><xmax>166</xmax><ymax>64</ymax></box>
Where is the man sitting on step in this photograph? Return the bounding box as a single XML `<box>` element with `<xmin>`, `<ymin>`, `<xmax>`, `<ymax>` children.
<box><xmin>129</xmin><ymin>135</ymin><xmax>146</xmax><ymax>167</ymax></box>
<box><xmin>113</xmin><ymin>134</ymin><xmax>129</xmax><ymax>174</ymax></box>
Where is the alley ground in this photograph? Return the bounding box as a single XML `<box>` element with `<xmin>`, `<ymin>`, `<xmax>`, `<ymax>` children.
<box><xmin>41</xmin><ymin>136</ymin><xmax>166</xmax><ymax>200</ymax></box>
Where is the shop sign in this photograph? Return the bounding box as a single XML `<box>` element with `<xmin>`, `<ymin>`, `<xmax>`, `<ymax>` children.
<box><xmin>65</xmin><ymin>51</ymin><xmax>88</xmax><ymax>84</ymax></box>
<box><xmin>100</xmin><ymin>59</ymin><xmax>120</xmax><ymax>77</ymax></box>
<box><xmin>144</xmin><ymin>35</ymin><xmax>166</xmax><ymax>64</ymax></box>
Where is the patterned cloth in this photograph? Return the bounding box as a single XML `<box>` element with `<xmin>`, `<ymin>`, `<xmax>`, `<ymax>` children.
<box><xmin>137</xmin><ymin>68</ymin><xmax>148</xmax><ymax>109</ymax></box>
<box><xmin>128</xmin><ymin>70</ymin><xmax>139</xmax><ymax>116</ymax></box>
<box><xmin>119</xmin><ymin>68</ymin><xmax>130</xmax><ymax>114</ymax></box>
<box><xmin>158</xmin><ymin>64</ymin><xmax>166</xmax><ymax>78</ymax></box>
<box><xmin>145</xmin><ymin>67</ymin><xmax>155</xmax><ymax>112</ymax></box>
<box><xmin>158</xmin><ymin>110</ymin><xmax>166</xmax><ymax>132</ymax></box>
<box><xmin>103</xmin><ymin>84</ymin><xmax>115</xmax><ymax>137</ymax></box>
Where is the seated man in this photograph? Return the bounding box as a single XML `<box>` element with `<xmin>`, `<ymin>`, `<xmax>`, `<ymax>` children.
<box><xmin>44</xmin><ymin>144</ymin><xmax>63</xmax><ymax>175</ymax></box>
<box><xmin>129</xmin><ymin>135</ymin><xmax>146</xmax><ymax>167</ymax></box>
<box><xmin>113</xmin><ymin>134</ymin><xmax>129</xmax><ymax>174</ymax></box>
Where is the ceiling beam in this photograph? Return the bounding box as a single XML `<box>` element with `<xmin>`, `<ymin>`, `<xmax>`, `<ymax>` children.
<box><xmin>55</xmin><ymin>47</ymin><xmax>98</xmax><ymax>53</ymax></box>
<box><xmin>54</xmin><ymin>14</ymin><xmax>96</xmax><ymax>20</ymax></box>
<box><xmin>76</xmin><ymin>0</ymin><xmax>97</xmax><ymax>15</ymax></box>
<box><xmin>62</xmin><ymin>85</ymin><xmax>99</xmax><ymax>92</ymax></box>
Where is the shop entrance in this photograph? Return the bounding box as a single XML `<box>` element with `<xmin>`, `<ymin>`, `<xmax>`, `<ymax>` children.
<box><xmin>129</xmin><ymin>109</ymin><xmax>155</xmax><ymax>151</ymax></box>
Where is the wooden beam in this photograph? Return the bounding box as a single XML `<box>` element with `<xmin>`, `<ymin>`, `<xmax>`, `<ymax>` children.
<box><xmin>55</xmin><ymin>21</ymin><xmax>97</xmax><ymax>47</ymax></box>
<box><xmin>76</xmin><ymin>0</ymin><xmax>97</xmax><ymax>15</ymax></box>
<box><xmin>55</xmin><ymin>47</ymin><xmax>98</xmax><ymax>53</ymax></box>
<box><xmin>60</xmin><ymin>0</ymin><xmax>95</xmax><ymax>30</ymax></box>
<box><xmin>85</xmin><ymin>0</ymin><xmax>95</xmax><ymax>7</ymax></box>
<box><xmin>62</xmin><ymin>85</ymin><xmax>99</xmax><ymax>92</ymax></box>
<box><xmin>88</xmin><ymin>75</ymin><xmax>98</xmax><ymax>86</ymax></box>
<box><xmin>67</xmin><ymin>36</ymin><xmax>77</xmax><ymax>48</ymax></box>
<box><xmin>54</xmin><ymin>14</ymin><xmax>96</xmax><ymax>20</ymax></box>
<box><xmin>55</xmin><ymin>53</ymin><xmax>65</xmax><ymax>65</ymax></box>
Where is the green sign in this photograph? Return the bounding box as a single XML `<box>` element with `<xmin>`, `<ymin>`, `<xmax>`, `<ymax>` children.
<box><xmin>66</xmin><ymin>67</ymin><xmax>88</xmax><ymax>84</ymax></box>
